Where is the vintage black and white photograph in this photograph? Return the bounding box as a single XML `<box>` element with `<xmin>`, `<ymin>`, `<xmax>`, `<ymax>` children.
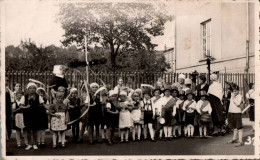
<box><xmin>1</xmin><ymin>0</ymin><xmax>258</xmax><ymax>158</ymax></box>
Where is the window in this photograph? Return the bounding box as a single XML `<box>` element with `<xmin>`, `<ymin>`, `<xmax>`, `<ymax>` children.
<box><xmin>201</xmin><ymin>19</ymin><xmax>211</xmax><ymax>57</ymax></box>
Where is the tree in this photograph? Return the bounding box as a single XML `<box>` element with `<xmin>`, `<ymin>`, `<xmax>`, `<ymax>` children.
<box><xmin>57</xmin><ymin>2</ymin><xmax>173</xmax><ymax>72</ymax></box>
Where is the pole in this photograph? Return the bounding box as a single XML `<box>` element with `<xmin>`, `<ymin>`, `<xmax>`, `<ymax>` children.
<box><xmin>84</xmin><ymin>31</ymin><xmax>90</xmax><ymax>104</ymax></box>
<box><xmin>84</xmin><ymin>34</ymin><xmax>89</xmax><ymax>83</ymax></box>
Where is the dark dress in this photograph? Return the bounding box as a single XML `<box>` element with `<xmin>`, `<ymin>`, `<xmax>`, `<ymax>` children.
<box><xmin>195</xmin><ymin>83</ymin><xmax>209</xmax><ymax>101</ymax></box>
<box><xmin>105</xmin><ymin>101</ymin><xmax>119</xmax><ymax>128</ymax></box>
<box><xmin>24</xmin><ymin>94</ymin><xmax>47</xmax><ymax>131</ymax></box>
<box><xmin>6</xmin><ymin>91</ymin><xmax>12</xmax><ymax>139</ymax></box>
<box><xmin>208</xmin><ymin>94</ymin><xmax>225</xmax><ymax>126</ymax></box>
<box><xmin>68</xmin><ymin>98</ymin><xmax>81</xmax><ymax>121</ymax></box>
<box><xmin>87</xmin><ymin>93</ymin><xmax>103</xmax><ymax>126</ymax></box>
<box><xmin>248</xmin><ymin>99</ymin><xmax>254</xmax><ymax>122</ymax></box>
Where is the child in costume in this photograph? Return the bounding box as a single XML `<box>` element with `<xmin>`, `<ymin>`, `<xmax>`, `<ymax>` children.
<box><xmin>118</xmin><ymin>91</ymin><xmax>133</xmax><ymax>143</ymax></box>
<box><xmin>227</xmin><ymin>84</ymin><xmax>244</xmax><ymax>147</ymax></box>
<box><xmin>196</xmin><ymin>90</ymin><xmax>212</xmax><ymax>138</ymax></box>
<box><xmin>36</xmin><ymin>87</ymin><xmax>49</xmax><ymax>147</ymax></box>
<box><xmin>49</xmin><ymin>92</ymin><xmax>69</xmax><ymax>148</ymax></box>
<box><xmin>246</xmin><ymin>83</ymin><xmax>255</xmax><ymax>131</ymax></box>
<box><xmin>68</xmin><ymin>88</ymin><xmax>82</xmax><ymax>143</ymax></box>
<box><xmin>172</xmin><ymin>90</ymin><xmax>185</xmax><ymax>138</ymax></box>
<box><xmin>182</xmin><ymin>89</ymin><xmax>197</xmax><ymax>138</ymax></box>
<box><xmin>141</xmin><ymin>88</ymin><xmax>155</xmax><ymax>142</ymax></box>
<box><xmin>11</xmin><ymin>90</ymin><xmax>28</xmax><ymax>148</ymax></box>
<box><xmin>106</xmin><ymin>90</ymin><xmax>119</xmax><ymax>145</ymax></box>
<box><xmin>131</xmin><ymin>91</ymin><xmax>142</xmax><ymax>141</ymax></box>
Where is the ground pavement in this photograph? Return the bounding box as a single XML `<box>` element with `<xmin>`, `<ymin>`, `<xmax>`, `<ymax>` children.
<box><xmin>5</xmin><ymin>118</ymin><xmax>254</xmax><ymax>156</ymax></box>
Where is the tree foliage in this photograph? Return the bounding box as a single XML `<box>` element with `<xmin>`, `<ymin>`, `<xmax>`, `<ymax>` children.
<box><xmin>57</xmin><ymin>2</ymin><xmax>173</xmax><ymax>71</ymax></box>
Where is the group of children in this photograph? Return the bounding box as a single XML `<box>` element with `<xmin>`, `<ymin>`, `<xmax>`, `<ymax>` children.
<box><xmin>7</xmin><ymin>76</ymin><xmax>254</xmax><ymax>150</ymax></box>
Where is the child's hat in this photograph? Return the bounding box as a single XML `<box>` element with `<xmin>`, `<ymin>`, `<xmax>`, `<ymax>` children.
<box><xmin>109</xmin><ymin>90</ymin><xmax>118</xmax><ymax>97</ymax></box>
<box><xmin>36</xmin><ymin>87</ymin><xmax>46</xmax><ymax>94</ymax></box>
<box><xmin>184</xmin><ymin>78</ymin><xmax>192</xmax><ymax>85</ymax></box>
<box><xmin>185</xmin><ymin>89</ymin><xmax>194</xmax><ymax>97</ymax></box>
<box><xmin>134</xmin><ymin>88</ymin><xmax>142</xmax><ymax>95</ymax></box>
<box><xmin>178</xmin><ymin>90</ymin><xmax>185</xmax><ymax>97</ymax></box>
<box><xmin>90</xmin><ymin>82</ymin><xmax>99</xmax><ymax>88</ymax></box>
<box><xmin>119</xmin><ymin>91</ymin><xmax>127</xmax><ymax>96</ymax></box>
<box><xmin>171</xmin><ymin>86</ymin><xmax>179</xmax><ymax>92</ymax></box>
<box><xmin>153</xmin><ymin>86</ymin><xmax>161</xmax><ymax>94</ymax></box>
<box><xmin>27</xmin><ymin>82</ymin><xmax>37</xmax><ymax>90</ymax></box>
<box><xmin>56</xmin><ymin>92</ymin><xmax>65</xmax><ymax>98</ymax></box>
<box><xmin>16</xmin><ymin>90</ymin><xmax>24</xmax><ymax>95</ymax></box>
<box><xmin>142</xmin><ymin>88</ymin><xmax>152</xmax><ymax>96</ymax></box>
<box><xmin>200</xmin><ymin>90</ymin><xmax>207</xmax><ymax>97</ymax></box>
<box><xmin>178</xmin><ymin>74</ymin><xmax>185</xmax><ymax>79</ymax></box>
<box><xmin>163</xmin><ymin>85</ymin><xmax>172</xmax><ymax>92</ymax></box>
<box><xmin>70</xmin><ymin>87</ymin><xmax>77</xmax><ymax>93</ymax></box>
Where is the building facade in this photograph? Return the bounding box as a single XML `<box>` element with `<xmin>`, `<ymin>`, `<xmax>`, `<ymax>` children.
<box><xmin>173</xmin><ymin>1</ymin><xmax>255</xmax><ymax>73</ymax></box>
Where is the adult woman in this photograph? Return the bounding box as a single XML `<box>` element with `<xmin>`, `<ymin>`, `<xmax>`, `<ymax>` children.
<box><xmin>207</xmin><ymin>74</ymin><xmax>225</xmax><ymax>136</ymax></box>
<box><xmin>195</xmin><ymin>74</ymin><xmax>209</xmax><ymax>101</ymax></box>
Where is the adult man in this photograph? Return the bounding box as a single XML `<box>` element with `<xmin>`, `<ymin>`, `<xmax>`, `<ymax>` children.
<box><xmin>172</xmin><ymin>74</ymin><xmax>186</xmax><ymax>93</ymax></box>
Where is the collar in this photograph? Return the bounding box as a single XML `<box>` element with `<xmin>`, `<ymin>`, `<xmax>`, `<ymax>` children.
<box><xmin>55</xmin><ymin>74</ymin><xmax>64</xmax><ymax>78</ymax></box>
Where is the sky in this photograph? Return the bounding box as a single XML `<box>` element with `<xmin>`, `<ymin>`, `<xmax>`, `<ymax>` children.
<box><xmin>4</xmin><ymin>1</ymin><xmax>175</xmax><ymax>51</ymax></box>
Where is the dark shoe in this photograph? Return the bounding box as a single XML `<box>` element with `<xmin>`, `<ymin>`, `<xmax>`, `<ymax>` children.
<box><xmin>227</xmin><ymin>139</ymin><xmax>238</xmax><ymax>144</ymax></box>
<box><xmin>17</xmin><ymin>145</ymin><xmax>22</xmax><ymax>149</ymax></box>
<box><xmin>120</xmin><ymin>140</ymin><xmax>124</xmax><ymax>143</ymax></box>
<box><xmin>125</xmin><ymin>140</ymin><xmax>129</xmax><ymax>143</ymax></box>
<box><xmin>199</xmin><ymin>136</ymin><xmax>203</xmax><ymax>139</ymax></box>
<box><xmin>137</xmin><ymin>139</ymin><xmax>141</xmax><ymax>142</ymax></box>
<box><xmin>107</xmin><ymin>141</ymin><xmax>113</xmax><ymax>146</ymax></box>
<box><xmin>96</xmin><ymin>139</ymin><xmax>102</xmax><ymax>143</ymax></box>
<box><xmin>235</xmin><ymin>141</ymin><xmax>244</xmax><ymax>147</ymax></box>
<box><xmin>78</xmin><ymin>139</ymin><xmax>83</xmax><ymax>143</ymax></box>
<box><xmin>111</xmin><ymin>140</ymin><xmax>118</xmax><ymax>144</ymax></box>
<box><xmin>151</xmin><ymin>139</ymin><xmax>156</xmax><ymax>142</ymax></box>
<box><xmin>52</xmin><ymin>145</ymin><xmax>57</xmax><ymax>149</ymax></box>
<box><xmin>203</xmin><ymin>136</ymin><xmax>208</xmax><ymax>139</ymax></box>
<box><xmin>41</xmin><ymin>143</ymin><xmax>46</xmax><ymax>148</ymax></box>
<box><xmin>62</xmin><ymin>144</ymin><xmax>66</xmax><ymax>148</ymax></box>
<box><xmin>89</xmin><ymin>141</ymin><xmax>95</xmax><ymax>145</ymax></box>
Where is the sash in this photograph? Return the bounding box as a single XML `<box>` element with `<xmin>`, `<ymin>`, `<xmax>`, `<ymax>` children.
<box><xmin>153</xmin><ymin>96</ymin><xmax>161</xmax><ymax>104</ymax></box>
<box><xmin>185</xmin><ymin>101</ymin><xmax>194</xmax><ymax>110</ymax></box>
<box><xmin>200</xmin><ymin>100</ymin><xmax>209</xmax><ymax>113</ymax></box>
<box><xmin>163</xmin><ymin>97</ymin><xmax>176</xmax><ymax>108</ymax></box>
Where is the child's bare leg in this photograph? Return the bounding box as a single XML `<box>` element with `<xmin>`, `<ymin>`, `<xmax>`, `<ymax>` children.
<box><xmin>125</xmin><ymin>129</ymin><xmax>129</xmax><ymax>141</ymax></box>
<box><xmin>120</xmin><ymin>129</ymin><xmax>125</xmax><ymax>141</ymax></box>
<box><xmin>203</xmin><ymin>125</ymin><xmax>207</xmax><ymax>136</ymax></box>
<box><xmin>163</xmin><ymin>126</ymin><xmax>168</xmax><ymax>138</ymax></box>
<box><xmin>144</xmin><ymin>125</ymin><xmax>148</xmax><ymax>139</ymax></box>
<box><xmin>184</xmin><ymin>126</ymin><xmax>187</xmax><ymax>136</ymax></box>
<box><xmin>53</xmin><ymin>132</ymin><xmax>57</xmax><ymax>146</ymax></box>
<box><xmin>148</xmin><ymin>123</ymin><xmax>154</xmax><ymax>140</ymax></box>
<box><xmin>191</xmin><ymin>125</ymin><xmax>194</xmax><ymax>137</ymax></box>
<box><xmin>187</xmin><ymin>125</ymin><xmax>191</xmax><ymax>137</ymax></box>
<box><xmin>238</xmin><ymin>129</ymin><xmax>243</xmax><ymax>143</ymax></box>
<box><xmin>199</xmin><ymin>126</ymin><xmax>203</xmax><ymax>136</ymax></box>
<box><xmin>61</xmin><ymin>131</ymin><xmax>65</xmax><ymax>145</ymax></box>
<box><xmin>132</xmin><ymin>125</ymin><xmax>136</xmax><ymax>140</ymax></box>
<box><xmin>137</xmin><ymin>125</ymin><xmax>141</xmax><ymax>140</ymax></box>
<box><xmin>15</xmin><ymin>130</ymin><xmax>21</xmax><ymax>146</ymax></box>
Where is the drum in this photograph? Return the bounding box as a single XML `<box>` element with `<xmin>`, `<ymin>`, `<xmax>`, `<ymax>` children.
<box><xmin>200</xmin><ymin>113</ymin><xmax>211</xmax><ymax>123</ymax></box>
